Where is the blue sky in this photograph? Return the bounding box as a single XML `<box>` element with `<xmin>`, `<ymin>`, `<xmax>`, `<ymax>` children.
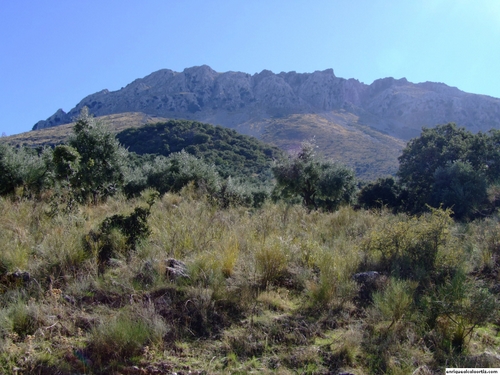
<box><xmin>1</xmin><ymin>0</ymin><xmax>499</xmax><ymax>136</ymax></box>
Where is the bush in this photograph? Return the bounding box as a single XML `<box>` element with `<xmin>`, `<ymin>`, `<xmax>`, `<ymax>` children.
<box><xmin>255</xmin><ymin>238</ymin><xmax>289</xmax><ymax>287</ymax></box>
<box><xmin>273</xmin><ymin>141</ymin><xmax>357</xmax><ymax>211</ymax></box>
<box><xmin>52</xmin><ymin>145</ymin><xmax>80</xmax><ymax>182</ymax></box>
<box><xmin>431</xmin><ymin>161</ymin><xmax>488</xmax><ymax>220</ymax></box>
<box><xmin>372</xmin><ymin>278</ymin><xmax>416</xmax><ymax>329</ymax></box>
<box><xmin>87</xmin><ymin>305</ymin><xmax>167</xmax><ymax>367</ymax></box>
<box><xmin>68</xmin><ymin>107</ymin><xmax>127</xmax><ymax>204</ymax></box>
<box><xmin>307</xmin><ymin>247</ymin><xmax>359</xmax><ymax>310</ymax></box>
<box><xmin>357</xmin><ymin>177</ymin><xmax>403</xmax><ymax>211</ymax></box>
<box><xmin>84</xmin><ymin>205</ymin><xmax>152</xmax><ymax>268</ymax></box>
<box><xmin>146</xmin><ymin>151</ymin><xmax>221</xmax><ymax>195</ymax></box>
<box><xmin>424</xmin><ymin>270</ymin><xmax>498</xmax><ymax>353</ymax></box>
<box><xmin>0</xmin><ymin>143</ymin><xmax>20</xmax><ymax>196</ymax></box>
<box><xmin>7</xmin><ymin>300</ymin><xmax>43</xmax><ymax>338</ymax></box>
<box><xmin>363</xmin><ymin>208</ymin><xmax>452</xmax><ymax>281</ymax></box>
<box><xmin>0</xmin><ymin>144</ymin><xmax>52</xmax><ymax>199</ymax></box>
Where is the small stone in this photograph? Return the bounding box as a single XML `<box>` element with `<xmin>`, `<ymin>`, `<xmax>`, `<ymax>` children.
<box><xmin>165</xmin><ymin>258</ymin><xmax>189</xmax><ymax>281</ymax></box>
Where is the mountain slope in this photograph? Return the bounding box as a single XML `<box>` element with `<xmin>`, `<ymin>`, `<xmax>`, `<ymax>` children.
<box><xmin>25</xmin><ymin>65</ymin><xmax>500</xmax><ymax>180</ymax></box>
<box><xmin>33</xmin><ymin>65</ymin><xmax>500</xmax><ymax>140</ymax></box>
<box><xmin>116</xmin><ymin>119</ymin><xmax>283</xmax><ymax>181</ymax></box>
<box><xmin>260</xmin><ymin>113</ymin><xmax>405</xmax><ymax>181</ymax></box>
<box><xmin>5</xmin><ymin>112</ymin><xmax>169</xmax><ymax>147</ymax></box>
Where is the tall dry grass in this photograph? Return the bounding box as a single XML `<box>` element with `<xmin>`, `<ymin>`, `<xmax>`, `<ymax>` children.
<box><xmin>0</xmin><ymin>191</ymin><xmax>499</xmax><ymax>373</ymax></box>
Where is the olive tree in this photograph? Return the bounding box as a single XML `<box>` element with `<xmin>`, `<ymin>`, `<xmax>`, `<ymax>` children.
<box><xmin>272</xmin><ymin>142</ymin><xmax>357</xmax><ymax>210</ymax></box>
<box><xmin>0</xmin><ymin>143</ymin><xmax>52</xmax><ymax>198</ymax></box>
<box><xmin>0</xmin><ymin>143</ymin><xmax>22</xmax><ymax>196</ymax></box>
<box><xmin>145</xmin><ymin>151</ymin><xmax>221</xmax><ymax>195</ymax></box>
<box><xmin>68</xmin><ymin>108</ymin><xmax>127</xmax><ymax>204</ymax></box>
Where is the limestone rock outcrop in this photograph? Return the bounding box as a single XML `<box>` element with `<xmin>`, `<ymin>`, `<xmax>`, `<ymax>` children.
<box><xmin>33</xmin><ymin>65</ymin><xmax>500</xmax><ymax>141</ymax></box>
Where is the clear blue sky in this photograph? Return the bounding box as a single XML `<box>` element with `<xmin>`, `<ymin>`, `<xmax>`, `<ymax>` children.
<box><xmin>1</xmin><ymin>0</ymin><xmax>499</xmax><ymax>136</ymax></box>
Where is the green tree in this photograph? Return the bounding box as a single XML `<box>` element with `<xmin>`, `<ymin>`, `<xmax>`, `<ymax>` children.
<box><xmin>430</xmin><ymin>161</ymin><xmax>488</xmax><ymax>220</ymax></box>
<box><xmin>0</xmin><ymin>143</ymin><xmax>22</xmax><ymax>196</ymax></box>
<box><xmin>52</xmin><ymin>145</ymin><xmax>81</xmax><ymax>182</ymax></box>
<box><xmin>357</xmin><ymin>176</ymin><xmax>404</xmax><ymax>211</ymax></box>
<box><xmin>397</xmin><ymin>123</ymin><xmax>475</xmax><ymax>213</ymax></box>
<box><xmin>69</xmin><ymin>108</ymin><xmax>127</xmax><ymax>204</ymax></box>
<box><xmin>472</xmin><ymin>129</ymin><xmax>500</xmax><ymax>182</ymax></box>
<box><xmin>272</xmin><ymin>141</ymin><xmax>357</xmax><ymax>210</ymax></box>
<box><xmin>0</xmin><ymin>144</ymin><xmax>52</xmax><ymax>198</ymax></box>
<box><xmin>397</xmin><ymin>123</ymin><xmax>500</xmax><ymax>218</ymax></box>
<box><xmin>145</xmin><ymin>151</ymin><xmax>221</xmax><ymax>195</ymax></box>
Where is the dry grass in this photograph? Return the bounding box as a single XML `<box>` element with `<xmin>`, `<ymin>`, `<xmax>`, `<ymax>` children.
<box><xmin>2</xmin><ymin>112</ymin><xmax>170</xmax><ymax>147</ymax></box>
<box><xmin>260</xmin><ymin>112</ymin><xmax>405</xmax><ymax>180</ymax></box>
<box><xmin>0</xmin><ymin>192</ymin><xmax>498</xmax><ymax>373</ymax></box>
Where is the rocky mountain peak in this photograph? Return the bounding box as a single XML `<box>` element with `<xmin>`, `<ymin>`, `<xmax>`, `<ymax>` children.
<box><xmin>33</xmin><ymin>65</ymin><xmax>500</xmax><ymax>141</ymax></box>
<box><xmin>33</xmin><ymin>108</ymin><xmax>70</xmax><ymax>130</ymax></box>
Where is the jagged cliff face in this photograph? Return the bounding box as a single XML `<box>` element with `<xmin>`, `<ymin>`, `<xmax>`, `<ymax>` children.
<box><xmin>33</xmin><ymin>65</ymin><xmax>500</xmax><ymax>141</ymax></box>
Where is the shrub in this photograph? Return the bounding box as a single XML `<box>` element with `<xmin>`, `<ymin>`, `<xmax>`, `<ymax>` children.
<box><xmin>146</xmin><ymin>151</ymin><xmax>221</xmax><ymax>195</ymax></box>
<box><xmin>212</xmin><ymin>177</ymin><xmax>253</xmax><ymax>208</ymax></box>
<box><xmin>307</xmin><ymin>247</ymin><xmax>359</xmax><ymax>310</ymax></box>
<box><xmin>69</xmin><ymin>107</ymin><xmax>127</xmax><ymax>204</ymax></box>
<box><xmin>372</xmin><ymin>278</ymin><xmax>417</xmax><ymax>329</ymax></box>
<box><xmin>357</xmin><ymin>176</ymin><xmax>403</xmax><ymax>211</ymax></box>
<box><xmin>0</xmin><ymin>144</ymin><xmax>52</xmax><ymax>199</ymax></box>
<box><xmin>431</xmin><ymin>161</ymin><xmax>488</xmax><ymax>220</ymax></box>
<box><xmin>84</xmin><ymin>206</ymin><xmax>152</xmax><ymax>268</ymax></box>
<box><xmin>318</xmin><ymin>328</ymin><xmax>362</xmax><ymax>368</ymax></box>
<box><xmin>363</xmin><ymin>208</ymin><xmax>452</xmax><ymax>281</ymax></box>
<box><xmin>52</xmin><ymin>145</ymin><xmax>81</xmax><ymax>182</ymax></box>
<box><xmin>87</xmin><ymin>305</ymin><xmax>167</xmax><ymax>367</ymax></box>
<box><xmin>7</xmin><ymin>300</ymin><xmax>43</xmax><ymax>338</ymax></box>
<box><xmin>424</xmin><ymin>270</ymin><xmax>498</xmax><ymax>353</ymax></box>
<box><xmin>255</xmin><ymin>238</ymin><xmax>289</xmax><ymax>287</ymax></box>
<box><xmin>273</xmin><ymin>141</ymin><xmax>357</xmax><ymax>210</ymax></box>
<box><xmin>0</xmin><ymin>143</ymin><xmax>20</xmax><ymax>196</ymax></box>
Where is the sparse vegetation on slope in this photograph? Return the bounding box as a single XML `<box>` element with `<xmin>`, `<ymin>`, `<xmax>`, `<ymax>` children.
<box><xmin>261</xmin><ymin>113</ymin><xmax>405</xmax><ymax>180</ymax></box>
<box><xmin>2</xmin><ymin>112</ymin><xmax>170</xmax><ymax>148</ymax></box>
<box><xmin>0</xmin><ymin>190</ymin><xmax>499</xmax><ymax>374</ymax></box>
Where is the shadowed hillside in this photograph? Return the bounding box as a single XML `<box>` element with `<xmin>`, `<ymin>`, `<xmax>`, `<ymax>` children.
<box><xmin>116</xmin><ymin>119</ymin><xmax>284</xmax><ymax>181</ymax></box>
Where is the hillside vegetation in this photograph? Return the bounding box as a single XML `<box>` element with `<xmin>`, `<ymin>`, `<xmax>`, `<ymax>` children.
<box><xmin>1</xmin><ymin>110</ymin><xmax>500</xmax><ymax>374</ymax></box>
<box><xmin>1</xmin><ymin>190</ymin><xmax>500</xmax><ymax>374</ymax></box>
<box><xmin>260</xmin><ymin>113</ymin><xmax>404</xmax><ymax>180</ymax></box>
<box><xmin>116</xmin><ymin>119</ymin><xmax>283</xmax><ymax>181</ymax></box>
<box><xmin>31</xmin><ymin>65</ymin><xmax>500</xmax><ymax>181</ymax></box>
<box><xmin>3</xmin><ymin>112</ymin><xmax>170</xmax><ymax>148</ymax></box>
<box><xmin>4</xmin><ymin>111</ymin><xmax>403</xmax><ymax>181</ymax></box>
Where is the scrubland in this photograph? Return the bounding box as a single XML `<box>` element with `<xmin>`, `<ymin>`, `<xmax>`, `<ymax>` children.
<box><xmin>1</xmin><ymin>187</ymin><xmax>499</xmax><ymax>374</ymax></box>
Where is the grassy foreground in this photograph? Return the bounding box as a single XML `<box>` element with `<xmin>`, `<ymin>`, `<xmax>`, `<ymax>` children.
<box><xmin>0</xmin><ymin>188</ymin><xmax>499</xmax><ymax>374</ymax></box>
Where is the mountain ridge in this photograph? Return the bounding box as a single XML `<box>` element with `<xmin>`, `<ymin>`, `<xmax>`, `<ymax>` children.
<box><xmin>33</xmin><ymin>65</ymin><xmax>500</xmax><ymax>140</ymax></box>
